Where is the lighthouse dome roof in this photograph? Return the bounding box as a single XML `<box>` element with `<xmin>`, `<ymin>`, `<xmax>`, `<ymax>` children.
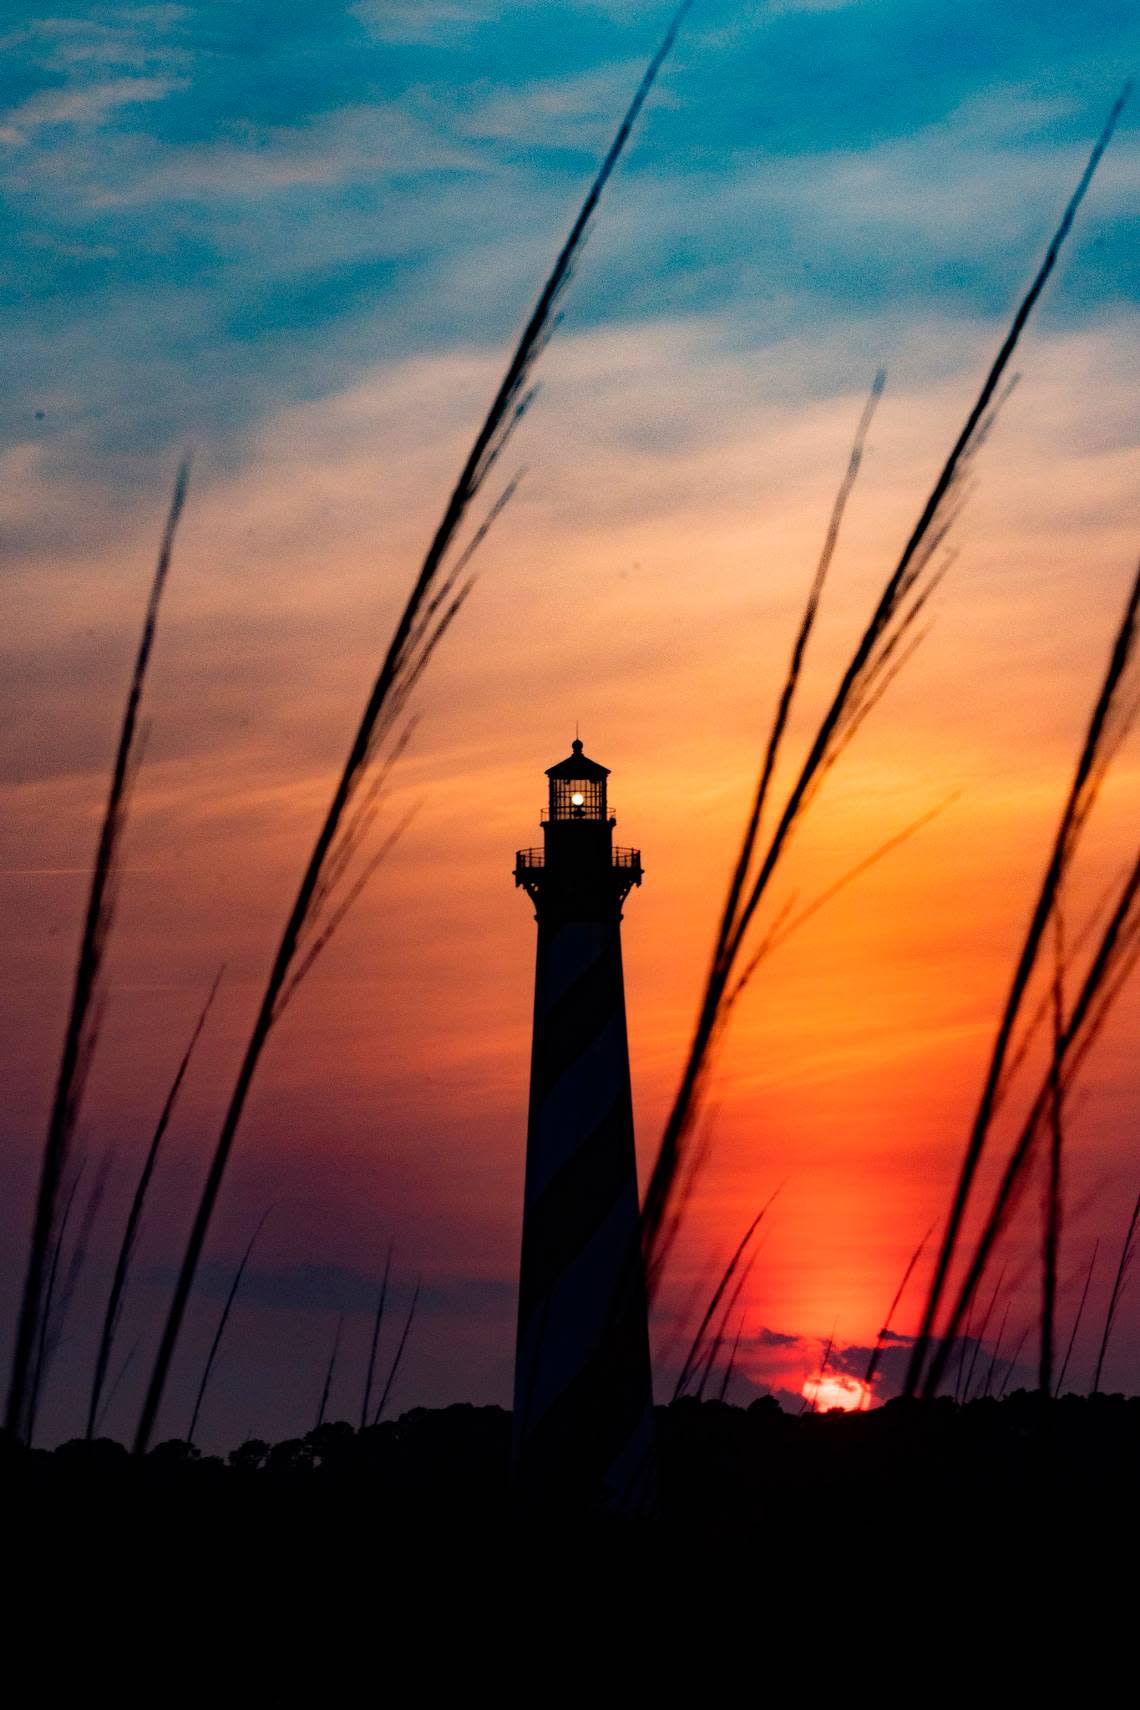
<box><xmin>545</xmin><ymin>737</ymin><xmax>610</xmax><ymax>780</ymax></box>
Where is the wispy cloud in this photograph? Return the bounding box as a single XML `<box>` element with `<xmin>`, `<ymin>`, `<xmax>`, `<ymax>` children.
<box><xmin>461</xmin><ymin>60</ymin><xmax>670</xmax><ymax>146</ymax></box>
<box><xmin>351</xmin><ymin>0</ymin><xmax>500</xmax><ymax>44</ymax></box>
<box><xmin>1</xmin><ymin>74</ymin><xmax>181</xmax><ymax>145</ymax></box>
<box><xmin>90</xmin><ymin>104</ymin><xmax>479</xmax><ymax>205</ymax></box>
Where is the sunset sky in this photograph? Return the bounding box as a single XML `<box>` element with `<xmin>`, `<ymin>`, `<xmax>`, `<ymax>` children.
<box><xmin>2</xmin><ymin>1</ymin><xmax>1138</xmax><ymax>1448</ymax></box>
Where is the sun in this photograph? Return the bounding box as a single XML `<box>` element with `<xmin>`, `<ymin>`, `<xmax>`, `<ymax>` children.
<box><xmin>801</xmin><ymin>1373</ymin><xmax>871</xmax><ymax>1413</ymax></box>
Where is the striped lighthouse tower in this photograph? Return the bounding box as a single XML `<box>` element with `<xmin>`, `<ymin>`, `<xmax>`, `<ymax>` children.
<box><xmin>512</xmin><ymin>738</ymin><xmax>655</xmax><ymax>1511</ymax></box>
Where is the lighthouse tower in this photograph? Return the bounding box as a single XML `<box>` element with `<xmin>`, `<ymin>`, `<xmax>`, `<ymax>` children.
<box><xmin>512</xmin><ymin>738</ymin><xmax>654</xmax><ymax>1510</ymax></box>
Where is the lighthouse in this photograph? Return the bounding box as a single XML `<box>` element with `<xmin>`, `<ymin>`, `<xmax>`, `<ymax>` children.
<box><xmin>512</xmin><ymin>738</ymin><xmax>655</xmax><ymax>1510</ymax></box>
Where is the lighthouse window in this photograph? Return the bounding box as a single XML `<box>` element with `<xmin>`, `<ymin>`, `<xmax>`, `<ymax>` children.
<box><xmin>551</xmin><ymin>777</ymin><xmax>604</xmax><ymax>819</ymax></box>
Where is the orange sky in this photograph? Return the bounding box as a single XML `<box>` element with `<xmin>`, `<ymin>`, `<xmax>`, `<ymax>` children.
<box><xmin>3</xmin><ymin>302</ymin><xmax>1137</xmax><ymax>1441</ymax></box>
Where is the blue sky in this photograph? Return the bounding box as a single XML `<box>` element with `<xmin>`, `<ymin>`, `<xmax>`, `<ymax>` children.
<box><xmin>3</xmin><ymin>0</ymin><xmax>1137</xmax><ymax>489</ymax></box>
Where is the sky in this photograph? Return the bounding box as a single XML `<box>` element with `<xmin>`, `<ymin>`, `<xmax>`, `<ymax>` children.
<box><xmin>1</xmin><ymin>0</ymin><xmax>1138</xmax><ymax>1450</ymax></box>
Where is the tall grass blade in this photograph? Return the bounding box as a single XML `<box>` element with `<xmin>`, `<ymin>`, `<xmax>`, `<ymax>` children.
<box><xmin>982</xmin><ymin>1303</ymin><xmax>1010</xmax><ymax>1398</ymax></box>
<box><xmin>95</xmin><ymin>1336</ymin><xmax>141</xmax><ymax>1437</ymax></box>
<box><xmin>6</xmin><ymin>461</ymin><xmax>189</xmax><ymax>1440</ymax></box>
<box><xmin>909</xmin><ymin>554</ymin><xmax>1140</xmax><ymax>1395</ymax></box>
<box><xmin>316</xmin><ymin>1313</ymin><xmax>344</xmax><ymax>1432</ymax></box>
<box><xmin>672</xmin><ymin>1188</ymin><xmax>780</xmax><ymax>1400</ymax></box>
<box><xmin>373</xmin><ymin>1278</ymin><xmax>421</xmax><ymax>1425</ymax></box>
<box><xmin>361</xmin><ymin>1244</ymin><xmax>393</xmax><ymax>1430</ymax></box>
<box><xmin>953</xmin><ymin>1286</ymin><xmax>979</xmax><ymax>1403</ymax></box>
<box><xmin>998</xmin><ymin>1326</ymin><xmax>1029</xmax><ymax>1398</ymax></box>
<box><xmin>36</xmin><ymin>1148</ymin><xmax>114</xmax><ymax>1423</ymax></box>
<box><xmin>925</xmin><ymin>849</ymin><xmax>1140</xmax><ymax>1393</ymax></box>
<box><xmin>186</xmin><ymin>1208</ymin><xmax>271</xmax><ymax>1447</ymax></box>
<box><xmin>717</xmin><ymin>1313</ymin><xmax>747</xmax><ymax>1404</ymax></box>
<box><xmin>998</xmin><ymin>864</ymin><xmax>1125</xmax><ymax>1107</ymax></box>
<box><xmin>1039</xmin><ymin>908</ymin><xmax>1066</xmax><ymax>1396</ymax></box>
<box><xmin>27</xmin><ymin>1165</ymin><xmax>84</xmax><ymax>1446</ymax></box>
<box><xmin>961</xmin><ymin>1264</ymin><xmax>1005</xmax><ymax>1403</ymax></box>
<box><xmin>1091</xmin><ymin>1189</ymin><xmax>1140</xmax><ymax>1394</ymax></box>
<box><xmin>695</xmin><ymin>1250</ymin><xmax>758</xmax><ymax>1400</ymax></box>
<box><xmin>863</xmin><ymin>1224</ymin><xmax>935</xmax><ymax>1397</ymax></box>
<box><xmin>1055</xmin><ymin>1238</ymin><xmax>1097</xmax><ymax>1396</ymax></box>
<box><xmin>86</xmin><ymin>967</ymin><xmax>224</xmax><ymax>1439</ymax></box>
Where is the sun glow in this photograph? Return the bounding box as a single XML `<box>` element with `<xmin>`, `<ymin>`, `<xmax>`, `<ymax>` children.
<box><xmin>801</xmin><ymin>1373</ymin><xmax>871</xmax><ymax>1413</ymax></box>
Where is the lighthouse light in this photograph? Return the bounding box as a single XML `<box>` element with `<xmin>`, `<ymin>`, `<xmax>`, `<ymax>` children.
<box><xmin>571</xmin><ymin>792</ymin><xmax>585</xmax><ymax>807</ymax></box>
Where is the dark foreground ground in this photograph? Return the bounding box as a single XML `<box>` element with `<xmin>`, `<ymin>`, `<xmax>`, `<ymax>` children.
<box><xmin>6</xmin><ymin>1389</ymin><xmax>1139</xmax><ymax>1536</ymax></box>
<box><xmin>7</xmin><ymin>1392</ymin><xmax>1139</xmax><ymax>1659</ymax></box>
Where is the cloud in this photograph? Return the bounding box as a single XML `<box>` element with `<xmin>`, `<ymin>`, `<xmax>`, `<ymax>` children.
<box><xmin>0</xmin><ymin>74</ymin><xmax>181</xmax><ymax>144</ymax></box>
<box><xmin>0</xmin><ymin>7</ymin><xmax>189</xmax><ymax>67</ymax></box>
<box><xmin>351</xmin><ymin>1</ymin><xmax>500</xmax><ymax>45</ymax></box>
<box><xmin>765</xmin><ymin>0</ymin><xmax>859</xmax><ymax>12</ymax></box>
<box><xmin>751</xmin><ymin>1325</ymin><xmax>804</xmax><ymax>1348</ymax></box>
<box><xmin>828</xmin><ymin>1335</ymin><xmax>996</xmax><ymax>1399</ymax></box>
<box><xmin>744</xmin><ymin>105</ymin><xmax>1139</xmax><ymax>254</ymax></box>
<box><xmin>461</xmin><ymin>60</ymin><xmax>667</xmax><ymax>148</ymax></box>
<box><xmin>87</xmin><ymin>103</ymin><xmax>479</xmax><ymax>205</ymax></box>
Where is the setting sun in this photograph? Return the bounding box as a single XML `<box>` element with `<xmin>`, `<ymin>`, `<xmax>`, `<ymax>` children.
<box><xmin>802</xmin><ymin>1375</ymin><xmax>872</xmax><ymax>1413</ymax></box>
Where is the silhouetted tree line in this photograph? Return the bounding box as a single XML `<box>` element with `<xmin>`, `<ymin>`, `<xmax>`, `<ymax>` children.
<box><xmin>4</xmin><ymin>1392</ymin><xmax>1139</xmax><ymax>1534</ymax></box>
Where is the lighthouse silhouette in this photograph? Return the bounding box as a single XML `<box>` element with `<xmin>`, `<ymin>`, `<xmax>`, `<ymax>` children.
<box><xmin>512</xmin><ymin>738</ymin><xmax>655</xmax><ymax>1510</ymax></box>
